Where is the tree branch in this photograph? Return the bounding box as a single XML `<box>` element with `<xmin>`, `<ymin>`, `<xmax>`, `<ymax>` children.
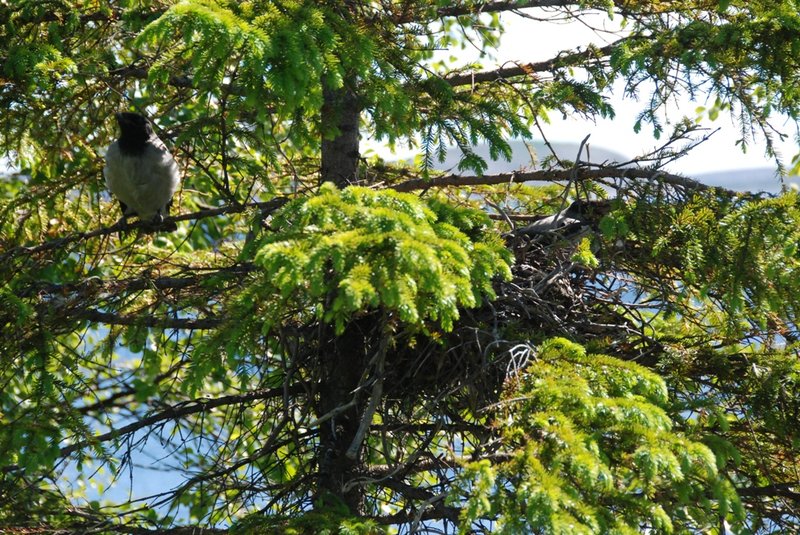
<box><xmin>372</xmin><ymin>479</ymin><xmax>461</xmax><ymax>525</ymax></box>
<box><xmin>60</xmin><ymin>385</ymin><xmax>302</xmax><ymax>457</ymax></box>
<box><xmin>445</xmin><ymin>41</ymin><xmax>620</xmax><ymax>87</ymax></box>
<box><xmin>120</xmin><ymin>528</ymin><xmax>227</xmax><ymax>535</ymax></box>
<box><xmin>362</xmin><ymin>453</ymin><xmax>512</xmax><ymax>480</ymax></box>
<box><xmin>437</xmin><ymin>0</ymin><xmax>576</xmax><ymax>18</ymax></box>
<box><xmin>109</xmin><ymin>65</ymin><xmax>194</xmax><ymax>89</ymax></box>
<box><xmin>73</xmin><ymin>309</ymin><xmax>222</xmax><ymax>330</ymax></box>
<box><xmin>23</xmin><ymin>264</ymin><xmax>254</xmax><ymax>299</ymax></box>
<box><xmin>1</xmin><ymin>197</ymin><xmax>288</xmax><ymax>264</ymax></box>
<box><xmin>389</xmin><ymin>166</ymin><xmax>733</xmax><ymax>194</ymax></box>
<box><xmin>738</xmin><ymin>482</ymin><xmax>800</xmax><ymax>501</ymax></box>
<box><xmin>9</xmin><ymin>8</ymin><xmax>163</xmax><ymax>26</ymax></box>
<box><xmin>388</xmin><ymin>1</ymin><xmax>586</xmax><ymax>24</ymax></box>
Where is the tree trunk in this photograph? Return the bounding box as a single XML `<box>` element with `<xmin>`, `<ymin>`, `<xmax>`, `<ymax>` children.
<box><xmin>316</xmin><ymin>323</ymin><xmax>368</xmax><ymax>514</ymax></box>
<box><xmin>321</xmin><ymin>85</ymin><xmax>360</xmax><ymax>188</ymax></box>
<box><xmin>317</xmin><ymin>83</ymin><xmax>365</xmax><ymax>514</ymax></box>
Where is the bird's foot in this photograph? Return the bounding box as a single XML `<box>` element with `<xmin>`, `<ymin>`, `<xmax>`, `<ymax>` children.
<box><xmin>144</xmin><ymin>212</ymin><xmax>177</xmax><ymax>233</ymax></box>
<box><xmin>115</xmin><ymin>216</ymin><xmax>133</xmax><ymax>240</ymax></box>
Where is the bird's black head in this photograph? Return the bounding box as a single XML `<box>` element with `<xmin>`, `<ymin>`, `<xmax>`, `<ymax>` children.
<box><xmin>115</xmin><ymin>112</ymin><xmax>153</xmax><ymax>154</ymax></box>
<box><xmin>564</xmin><ymin>199</ymin><xmax>613</xmax><ymax>220</ymax></box>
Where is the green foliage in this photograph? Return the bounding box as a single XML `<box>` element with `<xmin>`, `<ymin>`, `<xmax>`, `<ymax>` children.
<box><xmin>419</xmin><ymin>84</ymin><xmax>534</xmax><ymax>175</ymax></box>
<box><xmin>136</xmin><ymin>0</ymin><xmax>335</xmax><ymax>113</ymax></box>
<box><xmin>241</xmin><ymin>183</ymin><xmax>512</xmax><ymax>335</ymax></box>
<box><xmin>456</xmin><ymin>338</ymin><xmax>743</xmax><ymax>534</ymax></box>
<box><xmin>133</xmin><ymin>0</ymin><xmax>545</xmax><ymax>174</ymax></box>
<box><xmin>570</xmin><ymin>237</ymin><xmax>599</xmax><ymax>268</ymax></box>
<box><xmin>622</xmin><ymin>190</ymin><xmax>800</xmax><ymax>332</ymax></box>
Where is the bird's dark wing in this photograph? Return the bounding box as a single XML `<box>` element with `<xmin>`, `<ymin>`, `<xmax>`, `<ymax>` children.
<box><xmin>516</xmin><ymin>214</ymin><xmax>582</xmax><ymax>236</ymax></box>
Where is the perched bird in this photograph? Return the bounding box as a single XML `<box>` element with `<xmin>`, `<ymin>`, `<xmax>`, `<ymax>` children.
<box><xmin>104</xmin><ymin>112</ymin><xmax>180</xmax><ymax>231</ymax></box>
<box><xmin>515</xmin><ymin>199</ymin><xmax>612</xmax><ymax>236</ymax></box>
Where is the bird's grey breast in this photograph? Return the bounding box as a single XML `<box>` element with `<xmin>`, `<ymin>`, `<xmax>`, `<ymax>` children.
<box><xmin>104</xmin><ymin>139</ymin><xmax>180</xmax><ymax>220</ymax></box>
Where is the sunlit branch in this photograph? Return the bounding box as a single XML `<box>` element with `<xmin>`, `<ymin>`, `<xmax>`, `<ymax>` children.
<box><xmin>437</xmin><ymin>0</ymin><xmax>579</xmax><ymax>17</ymax></box>
<box><xmin>388</xmin><ymin>0</ymin><xmax>620</xmax><ymax>24</ymax></box>
<box><xmin>445</xmin><ymin>41</ymin><xmax>621</xmax><ymax>87</ymax></box>
<box><xmin>389</xmin><ymin>165</ymin><xmax>733</xmax><ymax>194</ymax></box>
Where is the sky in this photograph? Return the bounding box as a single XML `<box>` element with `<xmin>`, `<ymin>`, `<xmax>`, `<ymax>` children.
<box><xmin>366</xmin><ymin>7</ymin><xmax>800</xmax><ymax>180</ymax></box>
<box><xmin>497</xmin><ymin>10</ymin><xmax>799</xmax><ymax>176</ymax></box>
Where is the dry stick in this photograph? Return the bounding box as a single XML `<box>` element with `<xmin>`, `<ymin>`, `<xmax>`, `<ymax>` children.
<box><xmin>411</xmin><ymin>491</ymin><xmax>451</xmax><ymax>533</ymax></box>
<box><xmin>555</xmin><ymin>132</ymin><xmax>592</xmax><ymax>213</ymax></box>
<box><xmin>306</xmin><ymin>399</ymin><xmax>358</xmax><ymax>429</ymax></box>
<box><xmin>485</xmin><ymin>199</ymin><xmax>515</xmax><ymax>230</ymax></box>
<box><xmin>345</xmin><ymin>328</ymin><xmax>390</xmax><ymax>460</ymax></box>
<box><xmin>345</xmin><ymin>373</ymin><xmax>384</xmax><ymax>460</ymax></box>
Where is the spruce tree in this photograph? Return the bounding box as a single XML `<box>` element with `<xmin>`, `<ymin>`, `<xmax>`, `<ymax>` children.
<box><xmin>2</xmin><ymin>1</ymin><xmax>800</xmax><ymax>533</ymax></box>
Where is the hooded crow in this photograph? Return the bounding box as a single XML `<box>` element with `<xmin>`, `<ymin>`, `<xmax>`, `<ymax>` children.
<box><xmin>104</xmin><ymin>112</ymin><xmax>180</xmax><ymax>231</ymax></box>
<box><xmin>515</xmin><ymin>199</ymin><xmax>613</xmax><ymax>236</ymax></box>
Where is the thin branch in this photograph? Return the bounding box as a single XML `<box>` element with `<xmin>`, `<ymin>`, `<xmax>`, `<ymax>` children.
<box><xmin>306</xmin><ymin>399</ymin><xmax>358</xmax><ymax>429</ymax></box>
<box><xmin>73</xmin><ymin>309</ymin><xmax>222</xmax><ymax>330</ymax></box>
<box><xmin>362</xmin><ymin>453</ymin><xmax>512</xmax><ymax>479</ymax></box>
<box><xmin>370</xmin><ymin>509</ymin><xmax>460</xmax><ymax>527</ymax></box>
<box><xmin>120</xmin><ymin>528</ymin><xmax>227</xmax><ymax>535</ymax></box>
<box><xmin>109</xmin><ymin>65</ymin><xmax>194</xmax><ymax>90</ymax></box>
<box><xmin>108</xmin><ymin>65</ymin><xmax>248</xmax><ymax>97</ymax></box>
<box><xmin>374</xmin><ymin>478</ymin><xmax>461</xmax><ymax>524</ymax></box>
<box><xmin>437</xmin><ymin>0</ymin><xmax>577</xmax><ymax>17</ymax></box>
<box><xmin>0</xmin><ymin>525</ymin><xmax>227</xmax><ymax>535</ymax></box>
<box><xmin>1</xmin><ymin>197</ymin><xmax>288</xmax><ymax>263</ymax></box>
<box><xmin>445</xmin><ymin>41</ymin><xmax>621</xmax><ymax>87</ymax></box>
<box><xmin>387</xmin><ymin>0</ymin><xmax>589</xmax><ymax>24</ymax></box>
<box><xmin>76</xmin><ymin>362</ymin><xmax>187</xmax><ymax>415</ymax></box>
<box><xmin>60</xmin><ymin>385</ymin><xmax>302</xmax><ymax>457</ymax></box>
<box><xmin>738</xmin><ymin>482</ymin><xmax>800</xmax><ymax>500</ymax></box>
